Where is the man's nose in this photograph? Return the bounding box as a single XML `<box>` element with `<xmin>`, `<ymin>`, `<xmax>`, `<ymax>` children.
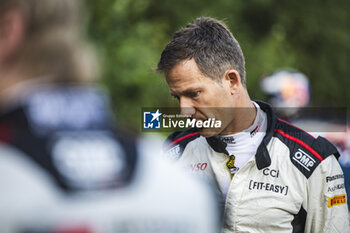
<box><xmin>180</xmin><ymin>97</ymin><xmax>196</xmax><ymax>116</ymax></box>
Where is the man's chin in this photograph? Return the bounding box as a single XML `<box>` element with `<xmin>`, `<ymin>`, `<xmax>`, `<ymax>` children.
<box><xmin>197</xmin><ymin>128</ymin><xmax>221</xmax><ymax>138</ymax></box>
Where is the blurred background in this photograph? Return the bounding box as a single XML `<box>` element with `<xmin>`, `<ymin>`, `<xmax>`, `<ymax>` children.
<box><xmin>85</xmin><ymin>0</ymin><xmax>350</xmax><ymax>132</ymax></box>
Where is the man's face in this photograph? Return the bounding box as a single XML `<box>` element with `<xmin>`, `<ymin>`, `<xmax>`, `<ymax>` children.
<box><xmin>165</xmin><ymin>59</ymin><xmax>236</xmax><ymax>137</ymax></box>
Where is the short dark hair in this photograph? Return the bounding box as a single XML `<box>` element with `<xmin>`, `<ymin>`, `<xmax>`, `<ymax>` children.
<box><xmin>157</xmin><ymin>17</ymin><xmax>246</xmax><ymax>86</ymax></box>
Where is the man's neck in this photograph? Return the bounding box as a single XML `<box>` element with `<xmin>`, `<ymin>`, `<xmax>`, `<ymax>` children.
<box><xmin>220</xmin><ymin>89</ymin><xmax>257</xmax><ymax>135</ymax></box>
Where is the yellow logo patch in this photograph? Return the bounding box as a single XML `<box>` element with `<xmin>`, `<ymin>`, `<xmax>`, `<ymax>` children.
<box><xmin>226</xmin><ymin>155</ymin><xmax>235</xmax><ymax>169</ymax></box>
<box><xmin>328</xmin><ymin>194</ymin><xmax>346</xmax><ymax>208</ymax></box>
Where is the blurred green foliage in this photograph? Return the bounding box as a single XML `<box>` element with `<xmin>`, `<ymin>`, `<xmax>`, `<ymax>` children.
<box><xmin>85</xmin><ymin>0</ymin><xmax>350</xmax><ymax>132</ymax></box>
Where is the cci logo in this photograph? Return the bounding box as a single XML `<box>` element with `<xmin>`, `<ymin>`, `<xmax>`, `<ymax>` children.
<box><xmin>143</xmin><ymin>109</ymin><xmax>162</xmax><ymax>129</ymax></box>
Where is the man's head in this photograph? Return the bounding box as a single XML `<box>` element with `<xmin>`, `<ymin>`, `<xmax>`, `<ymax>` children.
<box><xmin>157</xmin><ymin>17</ymin><xmax>246</xmax><ymax>86</ymax></box>
<box><xmin>157</xmin><ymin>17</ymin><xmax>251</xmax><ymax>137</ymax></box>
<box><xmin>0</xmin><ymin>0</ymin><xmax>97</xmax><ymax>84</ymax></box>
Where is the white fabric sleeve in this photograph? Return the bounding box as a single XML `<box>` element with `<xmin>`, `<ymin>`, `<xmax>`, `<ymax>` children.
<box><xmin>304</xmin><ymin>155</ymin><xmax>350</xmax><ymax>233</ymax></box>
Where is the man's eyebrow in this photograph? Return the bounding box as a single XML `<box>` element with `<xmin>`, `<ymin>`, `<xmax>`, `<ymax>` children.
<box><xmin>171</xmin><ymin>88</ymin><xmax>201</xmax><ymax>96</ymax></box>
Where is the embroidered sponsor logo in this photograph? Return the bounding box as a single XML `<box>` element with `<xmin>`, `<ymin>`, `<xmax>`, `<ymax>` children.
<box><xmin>248</xmin><ymin>180</ymin><xmax>288</xmax><ymax>196</ymax></box>
<box><xmin>263</xmin><ymin>168</ymin><xmax>279</xmax><ymax>178</ymax></box>
<box><xmin>166</xmin><ymin>144</ymin><xmax>181</xmax><ymax>160</ymax></box>
<box><xmin>221</xmin><ymin>136</ymin><xmax>235</xmax><ymax>144</ymax></box>
<box><xmin>27</xmin><ymin>89</ymin><xmax>109</xmax><ymax>134</ymax></box>
<box><xmin>189</xmin><ymin>163</ymin><xmax>208</xmax><ymax>171</ymax></box>
<box><xmin>52</xmin><ymin>132</ymin><xmax>126</xmax><ymax>189</ymax></box>
<box><xmin>328</xmin><ymin>194</ymin><xmax>346</xmax><ymax>208</ymax></box>
<box><xmin>327</xmin><ymin>183</ymin><xmax>345</xmax><ymax>193</ymax></box>
<box><xmin>292</xmin><ymin>148</ymin><xmax>315</xmax><ymax>171</ymax></box>
<box><xmin>250</xmin><ymin>125</ymin><xmax>259</xmax><ymax>137</ymax></box>
<box><xmin>326</xmin><ymin>174</ymin><xmax>344</xmax><ymax>183</ymax></box>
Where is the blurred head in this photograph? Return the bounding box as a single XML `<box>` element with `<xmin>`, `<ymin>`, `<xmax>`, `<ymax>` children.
<box><xmin>0</xmin><ymin>0</ymin><xmax>98</xmax><ymax>84</ymax></box>
<box><xmin>260</xmin><ymin>69</ymin><xmax>310</xmax><ymax>108</ymax></box>
<box><xmin>157</xmin><ymin>17</ymin><xmax>250</xmax><ymax>137</ymax></box>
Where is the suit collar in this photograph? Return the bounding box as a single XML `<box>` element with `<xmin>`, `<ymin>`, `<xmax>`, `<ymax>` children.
<box><xmin>205</xmin><ymin>100</ymin><xmax>277</xmax><ymax>170</ymax></box>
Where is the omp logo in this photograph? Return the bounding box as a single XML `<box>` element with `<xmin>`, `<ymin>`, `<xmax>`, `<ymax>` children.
<box><xmin>328</xmin><ymin>194</ymin><xmax>346</xmax><ymax>208</ymax></box>
<box><xmin>166</xmin><ymin>144</ymin><xmax>181</xmax><ymax>161</ymax></box>
<box><xmin>292</xmin><ymin>148</ymin><xmax>315</xmax><ymax>171</ymax></box>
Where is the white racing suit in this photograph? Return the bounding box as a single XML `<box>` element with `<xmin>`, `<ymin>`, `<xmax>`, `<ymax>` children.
<box><xmin>0</xmin><ymin>85</ymin><xmax>220</xmax><ymax>233</ymax></box>
<box><xmin>164</xmin><ymin>101</ymin><xmax>350</xmax><ymax>233</ymax></box>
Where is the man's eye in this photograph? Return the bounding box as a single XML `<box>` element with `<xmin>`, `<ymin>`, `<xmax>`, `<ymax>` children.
<box><xmin>188</xmin><ymin>91</ymin><xmax>201</xmax><ymax>98</ymax></box>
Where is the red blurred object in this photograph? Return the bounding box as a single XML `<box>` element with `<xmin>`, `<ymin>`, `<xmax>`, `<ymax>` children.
<box><xmin>55</xmin><ymin>225</ymin><xmax>93</xmax><ymax>233</ymax></box>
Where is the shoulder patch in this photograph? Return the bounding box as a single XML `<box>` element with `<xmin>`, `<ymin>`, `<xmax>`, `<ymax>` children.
<box><xmin>163</xmin><ymin>128</ymin><xmax>200</xmax><ymax>160</ymax></box>
<box><xmin>312</xmin><ymin>136</ymin><xmax>340</xmax><ymax>160</ymax></box>
<box><xmin>275</xmin><ymin>119</ymin><xmax>323</xmax><ymax>178</ymax></box>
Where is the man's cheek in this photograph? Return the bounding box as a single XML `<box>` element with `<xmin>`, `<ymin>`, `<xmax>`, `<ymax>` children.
<box><xmin>201</xmin><ymin>111</ymin><xmax>216</xmax><ymax>119</ymax></box>
<box><xmin>194</xmin><ymin>111</ymin><xmax>208</xmax><ymax>120</ymax></box>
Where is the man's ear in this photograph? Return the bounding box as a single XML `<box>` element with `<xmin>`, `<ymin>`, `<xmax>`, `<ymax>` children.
<box><xmin>0</xmin><ymin>9</ymin><xmax>26</xmax><ymax>64</ymax></box>
<box><xmin>223</xmin><ymin>69</ymin><xmax>241</xmax><ymax>95</ymax></box>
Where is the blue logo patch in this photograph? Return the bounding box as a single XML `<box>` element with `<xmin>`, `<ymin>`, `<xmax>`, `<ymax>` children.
<box><xmin>143</xmin><ymin>109</ymin><xmax>161</xmax><ymax>129</ymax></box>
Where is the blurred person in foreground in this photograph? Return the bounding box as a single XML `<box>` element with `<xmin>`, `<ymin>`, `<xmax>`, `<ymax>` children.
<box><xmin>0</xmin><ymin>1</ymin><xmax>220</xmax><ymax>232</ymax></box>
<box><xmin>158</xmin><ymin>17</ymin><xmax>349</xmax><ymax>232</ymax></box>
